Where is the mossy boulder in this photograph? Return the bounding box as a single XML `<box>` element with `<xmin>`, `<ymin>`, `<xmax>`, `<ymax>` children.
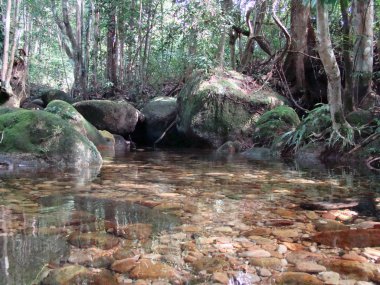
<box><xmin>0</xmin><ymin>109</ymin><xmax>102</xmax><ymax>167</ymax></box>
<box><xmin>138</xmin><ymin>96</ymin><xmax>181</xmax><ymax>145</ymax></box>
<box><xmin>253</xmin><ymin>106</ymin><xmax>300</xmax><ymax>147</ymax></box>
<box><xmin>177</xmin><ymin>69</ymin><xmax>287</xmax><ymax>148</ymax></box>
<box><xmin>346</xmin><ymin>109</ymin><xmax>373</xmax><ymax>127</ymax></box>
<box><xmin>74</xmin><ymin>100</ymin><xmax>144</xmax><ymax>136</ymax></box>
<box><xmin>45</xmin><ymin>100</ymin><xmax>114</xmax><ymax>154</ymax></box>
<box><xmin>40</xmin><ymin>89</ymin><xmax>74</xmax><ymax>106</ymax></box>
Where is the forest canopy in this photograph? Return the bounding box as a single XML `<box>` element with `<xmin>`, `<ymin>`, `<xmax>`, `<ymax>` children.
<box><xmin>0</xmin><ymin>0</ymin><xmax>379</xmax><ymax>147</ymax></box>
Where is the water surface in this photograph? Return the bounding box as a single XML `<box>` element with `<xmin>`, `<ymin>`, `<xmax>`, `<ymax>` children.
<box><xmin>0</xmin><ymin>150</ymin><xmax>379</xmax><ymax>284</ymax></box>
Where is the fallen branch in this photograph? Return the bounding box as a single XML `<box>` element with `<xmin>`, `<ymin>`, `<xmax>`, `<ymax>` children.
<box><xmin>348</xmin><ymin>132</ymin><xmax>380</xmax><ymax>154</ymax></box>
<box><xmin>153</xmin><ymin>119</ymin><xmax>177</xmax><ymax>149</ymax></box>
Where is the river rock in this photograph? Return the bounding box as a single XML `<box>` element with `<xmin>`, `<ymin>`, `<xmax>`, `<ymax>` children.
<box><xmin>139</xmin><ymin>97</ymin><xmax>179</xmax><ymax>145</ymax></box>
<box><xmin>177</xmin><ymin>69</ymin><xmax>286</xmax><ymax>148</ymax></box>
<box><xmin>105</xmin><ymin>222</ymin><xmax>152</xmax><ymax>240</ymax></box>
<box><xmin>0</xmin><ymin>109</ymin><xmax>102</xmax><ymax>168</ymax></box>
<box><xmin>295</xmin><ymin>261</ymin><xmax>326</xmax><ymax>273</ymax></box>
<box><xmin>312</xmin><ymin>229</ymin><xmax>380</xmax><ymax>248</ymax></box>
<box><xmin>65</xmin><ymin>210</ymin><xmax>97</xmax><ymax>227</ymax></box>
<box><xmin>212</xmin><ymin>272</ymin><xmax>229</xmax><ymax>284</ymax></box>
<box><xmin>314</xmin><ymin>219</ymin><xmax>350</xmax><ymax>232</ymax></box>
<box><xmin>67</xmin><ymin>232</ymin><xmax>119</xmax><ymax>250</ymax></box>
<box><xmin>128</xmin><ymin>259</ymin><xmax>181</xmax><ymax>282</ymax></box>
<box><xmin>300</xmin><ymin>201</ymin><xmax>359</xmax><ymax>211</ymax></box>
<box><xmin>45</xmin><ymin>100</ymin><xmax>114</xmax><ymax>153</ymax></box>
<box><xmin>318</xmin><ymin>271</ymin><xmax>340</xmax><ymax>285</ymax></box>
<box><xmin>272</xmin><ymin>272</ymin><xmax>324</xmax><ymax>285</ymax></box>
<box><xmin>111</xmin><ymin>256</ymin><xmax>139</xmax><ymax>273</ymax></box>
<box><xmin>321</xmin><ymin>259</ymin><xmax>380</xmax><ymax>282</ymax></box>
<box><xmin>74</xmin><ymin>100</ymin><xmax>144</xmax><ymax>136</ymax></box>
<box><xmin>191</xmin><ymin>256</ymin><xmax>230</xmax><ymax>273</ymax></box>
<box><xmin>286</xmin><ymin>251</ymin><xmax>323</xmax><ymax>264</ymax></box>
<box><xmin>239</xmin><ymin>249</ymin><xmax>271</xmax><ymax>258</ymax></box>
<box><xmin>250</xmin><ymin>257</ymin><xmax>283</xmax><ymax>270</ymax></box>
<box><xmin>40</xmin><ymin>265</ymin><xmax>118</xmax><ymax>285</ymax></box>
<box><xmin>68</xmin><ymin>248</ymin><xmax>114</xmax><ymax>268</ymax></box>
<box><xmin>272</xmin><ymin>228</ymin><xmax>300</xmax><ymax>239</ymax></box>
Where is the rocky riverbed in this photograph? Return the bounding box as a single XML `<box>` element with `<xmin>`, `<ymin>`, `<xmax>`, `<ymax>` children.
<box><xmin>0</xmin><ymin>151</ymin><xmax>380</xmax><ymax>285</ymax></box>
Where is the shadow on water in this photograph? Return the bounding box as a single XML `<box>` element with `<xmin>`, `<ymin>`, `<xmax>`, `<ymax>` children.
<box><xmin>38</xmin><ymin>195</ymin><xmax>181</xmax><ymax>232</ymax></box>
<box><xmin>0</xmin><ymin>234</ymin><xmax>69</xmax><ymax>285</ymax></box>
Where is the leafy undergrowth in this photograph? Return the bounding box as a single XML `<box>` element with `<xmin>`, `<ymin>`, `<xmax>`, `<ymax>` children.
<box><xmin>279</xmin><ymin>104</ymin><xmax>380</xmax><ymax>163</ymax></box>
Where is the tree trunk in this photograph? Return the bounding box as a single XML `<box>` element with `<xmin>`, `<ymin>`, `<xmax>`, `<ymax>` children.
<box><xmin>316</xmin><ymin>0</ymin><xmax>348</xmax><ymax>131</ymax></box>
<box><xmin>90</xmin><ymin>0</ymin><xmax>99</xmax><ymax>88</ymax></box>
<box><xmin>106</xmin><ymin>2</ymin><xmax>118</xmax><ymax>90</ymax></box>
<box><xmin>216</xmin><ymin>0</ymin><xmax>233</xmax><ymax>68</ymax></box>
<box><xmin>1</xmin><ymin>0</ymin><xmax>27</xmax><ymax>108</ymax></box>
<box><xmin>352</xmin><ymin>0</ymin><xmax>374</xmax><ymax>106</ymax></box>
<box><xmin>1</xmin><ymin>0</ymin><xmax>12</xmax><ymax>85</ymax></box>
<box><xmin>283</xmin><ymin>0</ymin><xmax>310</xmax><ymax>97</ymax></box>
<box><xmin>239</xmin><ymin>1</ymin><xmax>267</xmax><ymax>71</ymax></box>
<box><xmin>340</xmin><ymin>0</ymin><xmax>354</xmax><ymax>112</ymax></box>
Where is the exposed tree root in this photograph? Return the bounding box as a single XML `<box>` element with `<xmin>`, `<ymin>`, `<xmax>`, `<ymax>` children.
<box><xmin>366</xmin><ymin>156</ymin><xmax>380</xmax><ymax>171</ymax></box>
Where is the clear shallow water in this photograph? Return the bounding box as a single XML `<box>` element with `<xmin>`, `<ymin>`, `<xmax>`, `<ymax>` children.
<box><xmin>0</xmin><ymin>150</ymin><xmax>379</xmax><ymax>285</ymax></box>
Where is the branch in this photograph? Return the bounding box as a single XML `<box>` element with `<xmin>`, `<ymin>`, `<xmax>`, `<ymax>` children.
<box><xmin>62</xmin><ymin>0</ymin><xmax>78</xmax><ymax>50</ymax></box>
<box><xmin>154</xmin><ymin>119</ymin><xmax>177</xmax><ymax>148</ymax></box>
<box><xmin>272</xmin><ymin>0</ymin><xmax>291</xmax><ymax>64</ymax></box>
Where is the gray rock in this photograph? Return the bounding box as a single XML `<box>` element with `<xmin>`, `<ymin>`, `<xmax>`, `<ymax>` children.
<box><xmin>177</xmin><ymin>69</ymin><xmax>286</xmax><ymax>148</ymax></box>
<box><xmin>74</xmin><ymin>100</ymin><xmax>143</xmax><ymax>136</ymax></box>
<box><xmin>141</xmin><ymin>97</ymin><xmax>178</xmax><ymax>144</ymax></box>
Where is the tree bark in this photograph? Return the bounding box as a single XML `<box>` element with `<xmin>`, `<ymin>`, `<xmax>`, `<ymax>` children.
<box><xmin>316</xmin><ymin>0</ymin><xmax>348</xmax><ymax>131</ymax></box>
<box><xmin>340</xmin><ymin>0</ymin><xmax>354</xmax><ymax>112</ymax></box>
<box><xmin>216</xmin><ymin>0</ymin><xmax>233</xmax><ymax>68</ymax></box>
<box><xmin>1</xmin><ymin>0</ymin><xmax>12</xmax><ymax>85</ymax></box>
<box><xmin>239</xmin><ymin>1</ymin><xmax>267</xmax><ymax>71</ymax></box>
<box><xmin>106</xmin><ymin>1</ymin><xmax>118</xmax><ymax>90</ymax></box>
<box><xmin>283</xmin><ymin>0</ymin><xmax>310</xmax><ymax>96</ymax></box>
<box><xmin>90</xmin><ymin>0</ymin><xmax>100</xmax><ymax>88</ymax></box>
<box><xmin>352</xmin><ymin>0</ymin><xmax>374</xmax><ymax>106</ymax></box>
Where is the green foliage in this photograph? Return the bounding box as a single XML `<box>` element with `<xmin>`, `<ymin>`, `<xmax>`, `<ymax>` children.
<box><xmin>281</xmin><ymin>104</ymin><xmax>332</xmax><ymax>151</ymax></box>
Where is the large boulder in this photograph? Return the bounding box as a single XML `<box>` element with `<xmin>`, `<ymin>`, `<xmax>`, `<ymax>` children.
<box><xmin>177</xmin><ymin>70</ymin><xmax>286</xmax><ymax>148</ymax></box>
<box><xmin>139</xmin><ymin>97</ymin><xmax>180</xmax><ymax>145</ymax></box>
<box><xmin>253</xmin><ymin>105</ymin><xmax>300</xmax><ymax>147</ymax></box>
<box><xmin>45</xmin><ymin>100</ymin><xmax>114</xmax><ymax>154</ymax></box>
<box><xmin>0</xmin><ymin>109</ymin><xmax>102</xmax><ymax>167</ymax></box>
<box><xmin>74</xmin><ymin>100</ymin><xmax>143</xmax><ymax>136</ymax></box>
<box><xmin>40</xmin><ymin>89</ymin><xmax>74</xmax><ymax>107</ymax></box>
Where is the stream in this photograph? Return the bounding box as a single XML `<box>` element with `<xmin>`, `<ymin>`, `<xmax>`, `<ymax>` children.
<box><xmin>0</xmin><ymin>150</ymin><xmax>379</xmax><ymax>284</ymax></box>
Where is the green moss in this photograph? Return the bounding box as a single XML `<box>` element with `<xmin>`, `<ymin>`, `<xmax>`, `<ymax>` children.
<box><xmin>46</xmin><ymin>100</ymin><xmax>111</xmax><ymax>151</ymax></box>
<box><xmin>346</xmin><ymin>110</ymin><xmax>373</xmax><ymax>127</ymax></box>
<box><xmin>256</xmin><ymin>106</ymin><xmax>300</xmax><ymax>126</ymax></box>
<box><xmin>253</xmin><ymin>106</ymin><xmax>300</xmax><ymax>147</ymax></box>
<box><xmin>0</xmin><ymin>109</ymin><xmax>101</xmax><ymax>165</ymax></box>
<box><xmin>177</xmin><ymin>69</ymin><xmax>285</xmax><ymax>147</ymax></box>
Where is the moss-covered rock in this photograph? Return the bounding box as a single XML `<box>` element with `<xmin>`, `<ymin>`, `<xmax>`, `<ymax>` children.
<box><xmin>40</xmin><ymin>89</ymin><xmax>74</xmax><ymax>106</ymax></box>
<box><xmin>140</xmin><ymin>97</ymin><xmax>179</xmax><ymax>145</ymax></box>
<box><xmin>253</xmin><ymin>106</ymin><xmax>300</xmax><ymax>147</ymax></box>
<box><xmin>177</xmin><ymin>69</ymin><xmax>286</xmax><ymax>148</ymax></box>
<box><xmin>0</xmin><ymin>109</ymin><xmax>102</xmax><ymax>167</ymax></box>
<box><xmin>74</xmin><ymin>100</ymin><xmax>144</xmax><ymax>136</ymax></box>
<box><xmin>346</xmin><ymin>109</ymin><xmax>373</xmax><ymax>127</ymax></box>
<box><xmin>45</xmin><ymin>100</ymin><xmax>114</xmax><ymax>154</ymax></box>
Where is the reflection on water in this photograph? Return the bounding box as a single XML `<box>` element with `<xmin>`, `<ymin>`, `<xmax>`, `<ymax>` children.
<box><xmin>0</xmin><ymin>150</ymin><xmax>379</xmax><ymax>284</ymax></box>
